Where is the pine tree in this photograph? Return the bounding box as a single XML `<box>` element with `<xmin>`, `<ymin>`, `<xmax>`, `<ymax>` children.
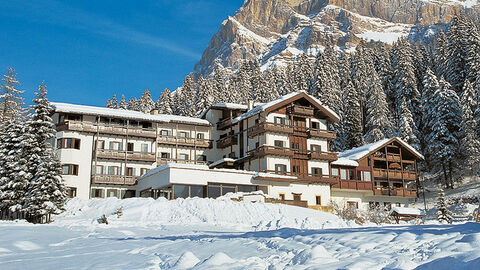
<box><xmin>235</xmin><ymin>61</ymin><xmax>253</xmax><ymax>103</ymax></box>
<box><xmin>421</xmin><ymin>68</ymin><xmax>441</xmax><ymax>164</ymax></box>
<box><xmin>139</xmin><ymin>89</ymin><xmax>155</xmax><ymax>112</ymax></box>
<box><xmin>364</xmin><ymin>69</ymin><xmax>392</xmax><ymax>143</ymax></box>
<box><xmin>397</xmin><ymin>97</ymin><xmax>419</xmax><ymax>148</ymax></box>
<box><xmin>106</xmin><ymin>94</ymin><xmax>119</xmax><ymax>109</ymax></box>
<box><xmin>23</xmin><ymin>84</ymin><xmax>67</xmax><ymax>223</ymax></box>
<box><xmin>343</xmin><ymin>82</ymin><xmax>364</xmax><ymax>149</ymax></box>
<box><xmin>294</xmin><ymin>53</ymin><xmax>314</xmax><ymax>92</ymax></box>
<box><xmin>118</xmin><ymin>95</ymin><xmax>128</xmax><ymax>110</ymax></box>
<box><xmin>436</xmin><ymin>189</ymin><xmax>452</xmax><ymax>224</ymax></box>
<box><xmin>127</xmin><ymin>98</ymin><xmax>141</xmax><ymax>111</ymax></box>
<box><xmin>156</xmin><ymin>88</ymin><xmax>173</xmax><ymax>114</ymax></box>
<box><xmin>179</xmin><ymin>74</ymin><xmax>198</xmax><ymax>116</ymax></box>
<box><xmin>0</xmin><ymin>68</ymin><xmax>24</xmax><ymax>123</ymax></box>
<box><xmin>459</xmin><ymin>80</ymin><xmax>480</xmax><ymax>177</ymax></box>
<box><xmin>212</xmin><ymin>68</ymin><xmax>228</xmax><ymax>103</ymax></box>
<box><xmin>195</xmin><ymin>76</ymin><xmax>214</xmax><ymax>116</ymax></box>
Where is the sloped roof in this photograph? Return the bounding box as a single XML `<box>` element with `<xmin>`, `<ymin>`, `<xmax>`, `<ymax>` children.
<box><xmin>338</xmin><ymin>137</ymin><xmax>424</xmax><ymax>161</ymax></box>
<box><xmin>232</xmin><ymin>91</ymin><xmax>340</xmax><ymax>124</ymax></box>
<box><xmin>51</xmin><ymin>102</ymin><xmax>211</xmax><ymax>126</ymax></box>
<box><xmin>331</xmin><ymin>157</ymin><xmax>359</xmax><ymax>167</ymax></box>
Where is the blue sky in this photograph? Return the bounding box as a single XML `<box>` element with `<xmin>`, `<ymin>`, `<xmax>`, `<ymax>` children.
<box><xmin>0</xmin><ymin>0</ymin><xmax>244</xmax><ymax>106</ymax></box>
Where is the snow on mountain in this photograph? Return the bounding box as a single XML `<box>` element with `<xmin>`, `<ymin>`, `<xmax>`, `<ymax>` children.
<box><xmin>194</xmin><ymin>0</ymin><xmax>479</xmax><ymax>76</ymax></box>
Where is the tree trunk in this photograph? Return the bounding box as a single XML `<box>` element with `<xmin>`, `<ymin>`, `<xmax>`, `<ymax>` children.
<box><xmin>442</xmin><ymin>163</ymin><xmax>449</xmax><ymax>189</ymax></box>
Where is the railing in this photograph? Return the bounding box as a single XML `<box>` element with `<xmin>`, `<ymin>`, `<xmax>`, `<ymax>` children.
<box><xmin>287</xmin><ymin>105</ymin><xmax>314</xmax><ymax>116</ymax></box>
<box><xmin>247</xmin><ymin>145</ymin><xmax>295</xmax><ymax>158</ymax></box>
<box><xmin>265</xmin><ymin>198</ymin><xmax>309</xmax><ymax>208</ymax></box>
<box><xmin>217</xmin><ymin>117</ymin><xmax>233</xmax><ymax>130</ymax></box>
<box><xmin>95</xmin><ymin>149</ymin><xmax>156</xmax><ymax>162</ymax></box>
<box><xmin>91</xmin><ymin>175</ymin><xmax>137</xmax><ymax>185</ymax></box>
<box><xmin>308</xmin><ymin>151</ymin><xmax>338</xmax><ymax>161</ymax></box>
<box><xmin>374</xmin><ymin>187</ymin><xmax>417</xmax><ymax>198</ymax></box>
<box><xmin>332</xmin><ymin>180</ymin><xmax>373</xmax><ymax>191</ymax></box>
<box><xmin>373</xmin><ymin>169</ymin><xmax>417</xmax><ymax>180</ymax></box>
<box><xmin>57</xmin><ymin>120</ymin><xmax>156</xmax><ymax>138</ymax></box>
<box><xmin>256</xmin><ymin>170</ymin><xmax>340</xmax><ymax>184</ymax></box>
<box><xmin>247</xmin><ymin>122</ymin><xmax>294</xmax><ymax>137</ymax></box>
<box><xmin>308</xmin><ymin>129</ymin><xmax>337</xmax><ymax>139</ymax></box>
<box><xmin>216</xmin><ymin>134</ymin><xmax>238</xmax><ymax>149</ymax></box>
<box><xmin>157</xmin><ymin>135</ymin><xmax>213</xmax><ymax>148</ymax></box>
<box><xmin>386</xmin><ymin>153</ymin><xmax>401</xmax><ymax>162</ymax></box>
<box><xmin>156</xmin><ymin>158</ymin><xmax>208</xmax><ymax>166</ymax></box>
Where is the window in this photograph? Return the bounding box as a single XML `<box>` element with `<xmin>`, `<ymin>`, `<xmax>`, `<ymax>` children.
<box><xmin>311</xmin><ymin>144</ymin><xmax>321</xmax><ymax>152</ymax></box>
<box><xmin>126</xmin><ymin>167</ymin><xmax>135</xmax><ymax>176</ymax></box>
<box><xmin>349</xmin><ymin>169</ymin><xmax>355</xmax><ymax>180</ymax></box>
<box><xmin>109</xmin><ymin>141</ymin><xmax>122</xmax><ymax>151</ymax></box>
<box><xmin>106</xmin><ymin>189</ymin><xmax>118</xmax><ymax>198</ymax></box>
<box><xmin>178</xmin><ymin>154</ymin><xmax>189</xmax><ymax>160</ymax></box>
<box><xmin>292</xmin><ymin>165</ymin><xmax>300</xmax><ymax>174</ymax></box>
<box><xmin>127</xmin><ymin>143</ymin><xmax>134</xmax><ymax>152</ymax></box>
<box><xmin>92</xmin><ymin>189</ymin><xmax>104</xmax><ymax>198</ymax></box>
<box><xmin>274</xmin><ymin>140</ymin><xmax>284</xmax><ymax>148</ymax></box>
<box><xmin>57</xmin><ymin>138</ymin><xmax>81</xmax><ymax>149</ymax></box>
<box><xmin>311</xmin><ymin>167</ymin><xmax>323</xmax><ymax>176</ymax></box>
<box><xmin>197</xmin><ymin>133</ymin><xmax>205</xmax><ymax>139</ymax></box>
<box><xmin>340</xmin><ymin>169</ymin><xmax>347</xmax><ymax>180</ymax></box>
<box><xmin>332</xmin><ymin>168</ymin><xmax>339</xmax><ymax>177</ymax></box>
<box><xmin>196</xmin><ymin>155</ymin><xmax>207</xmax><ymax>161</ymax></box>
<box><xmin>108</xmin><ymin>166</ymin><xmax>120</xmax><ymax>175</ymax></box>
<box><xmin>95</xmin><ymin>165</ymin><xmax>104</xmax><ymax>175</ymax></box>
<box><xmin>316</xmin><ymin>196</ymin><xmax>322</xmax><ymax>205</ymax></box>
<box><xmin>347</xmin><ymin>201</ymin><xmax>358</xmax><ymax>209</ymax></box>
<box><xmin>97</xmin><ymin>140</ymin><xmax>105</xmax><ymax>150</ymax></box>
<box><xmin>311</xmin><ymin>121</ymin><xmax>320</xmax><ymax>129</ymax></box>
<box><xmin>361</xmin><ymin>171</ymin><xmax>371</xmax><ymax>182</ymax></box>
<box><xmin>293</xmin><ymin>194</ymin><xmax>301</xmax><ymax>201</ymax></box>
<box><xmin>140</xmin><ymin>168</ymin><xmax>149</xmax><ymax>175</ymax></box>
<box><xmin>275</xmin><ymin>164</ymin><xmax>287</xmax><ymax>173</ymax></box>
<box><xmin>160</xmin><ymin>152</ymin><xmax>170</xmax><ymax>159</ymax></box>
<box><xmin>141</xmin><ymin>144</ymin><xmax>148</xmax><ymax>153</ymax></box>
<box><xmin>279</xmin><ymin>193</ymin><xmax>285</xmax><ymax>200</ymax></box>
<box><xmin>62</xmin><ymin>164</ymin><xmax>78</xmax><ymax>175</ymax></box>
<box><xmin>178</xmin><ymin>131</ymin><xmax>189</xmax><ymax>138</ymax></box>
<box><xmin>67</xmin><ymin>187</ymin><xmax>77</xmax><ymax>198</ymax></box>
<box><xmin>274</xmin><ymin>116</ymin><xmax>285</xmax><ymax>125</ymax></box>
<box><xmin>160</xmin><ymin>130</ymin><xmax>170</xmax><ymax>136</ymax></box>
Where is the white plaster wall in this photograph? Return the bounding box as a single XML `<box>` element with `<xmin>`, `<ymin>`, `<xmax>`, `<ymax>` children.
<box><xmin>266</xmin><ymin>156</ymin><xmax>290</xmax><ymax>172</ymax></box>
<box><xmin>157</xmin><ymin>146</ymin><xmax>206</xmax><ymax>161</ymax></box>
<box><xmin>307</xmin><ymin>138</ymin><xmax>328</xmax><ymax>152</ymax></box>
<box><xmin>331</xmin><ymin>191</ymin><xmax>412</xmax><ymax>211</ymax></box>
<box><xmin>307</xmin><ymin>161</ymin><xmax>329</xmax><ymax>175</ymax></box>
<box><xmin>268</xmin><ymin>183</ymin><xmax>331</xmax><ymax>206</ymax></box>
<box><xmin>265</xmin><ymin>113</ymin><xmax>289</xmax><ymax>124</ymax></box>
<box><xmin>265</xmin><ymin>134</ymin><xmax>289</xmax><ymax>147</ymax></box>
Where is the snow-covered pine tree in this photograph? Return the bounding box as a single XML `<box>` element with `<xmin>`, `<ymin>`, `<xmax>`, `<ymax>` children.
<box><xmin>294</xmin><ymin>53</ymin><xmax>314</xmax><ymax>92</ymax></box>
<box><xmin>179</xmin><ymin>74</ymin><xmax>198</xmax><ymax>117</ymax></box>
<box><xmin>139</xmin><ymin>89</ymin><xmax>155</xmax><ymax>112</ymax></box>
<box><xmin>262</xmin><ymin>68</ymin><xmax>279</xmax><ymax>101</ymax></box>
<box><xmin>364</xmin><ymin>69</ymin><xmax>392</xmax><ymax>143</ymax></box>
<box><xmin>0</xmin><ymin>68</ymin><xmax>24</xmax><ymax>123</ymax></box>
<box><xmin>436</xmin><ymin>189</ymin><xmax>452</xmax><ymax>224</ymax></box>
<box><xmin>397</xmin><ymin>97</ymin><xmax>419</xmax><ymax>148</ymax></box>
<box><xmin>23</xmin><ymin>84</ymin><xmax>67</xmax><ymax>223</ymax></box>
<box><xmin>434</xmin><ymin>30</ymin><xmax>449</xmax><ymax>78</ymax></box>
<box><xmin>421</xmin><ymin>68</ymin><xmax>441</xmax><ymax>164</ymax></box>
<box><xmin>195</xmin><ymin>76</ymin><xmax>214</xmax><ymax>116</ymax></box>
<box><xmin>127</xmin><ymin>98</ymin><xmax>141</xmax><ymax>111</ymax></box>
<box><xmin>156</xmin><ymin>88</ymin><xmax>173</xmax><ymax>114</ymax></box>
<box><xmin>342</xmin><ymin>81</ymin><xmax>364</xmax><ymax>149</ymax></box>
<box><xmin>235</xmin><ymin>61</ymin><xmax>253</xmax><ymax>103</ymax></box>
<box><xmin>211</xmin><ymin>67</ymin><xmax>228</xmax><ymax>104</ymax></box>
<box><xmin>459</xmin><ymin>80</ymin><xmax>480</xmax><ymax>177</ymax></box>
<box><xmin>106</xmin><ymin>94</ymin><xmax>119</xmax><ymax>109</ymax></box>
<box><xmin>118</xmin><ymin>94</ymin><xmax>128</xmax><ymax>110</ymax></box>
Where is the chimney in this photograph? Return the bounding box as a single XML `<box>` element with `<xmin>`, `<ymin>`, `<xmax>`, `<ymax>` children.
<box><xmin>248</xmin><ymin>100</ymin><xmax>254</xmax><ymax>111</ymax></box>
<box><xmin>150</xmin><ymin>109</ymin><xmax>159</xmax><ymax>115</ymax></box>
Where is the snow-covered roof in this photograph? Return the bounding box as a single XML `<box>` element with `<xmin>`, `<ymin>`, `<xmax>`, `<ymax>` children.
<box><xmin>209</xmin><ymin>158</ymin><xmax>236</xmax><ymax>168</ymax></box>
<box><xmin>232</xmin><ymin>91</ymin><xmax>339</xmax><ymax>124</ymax></box>
<box><xmin>331</xmin><ymin>158</ymin><xmax>359</xmax><ymax>167</ymax></box>
<box><xmin>338</xmin><ymin>137</ymin><xmax>424</xmax><ymax>161</ymax></box>
<box><xmin>51</xmin><ymin>102</ymin><xmax>211</xmax><ymax>126</ymax></box>
<box><xmin>389</xmin><ymin>207</ymin><xmax>424</xmax><ymax>216</ymax></box>
<box><xmin>255</xmin><ymin>172</ymin><xmax>297</xmax><ymax>180</ymax></box>
<box><xmin>199</xmin><ymin>103</ymin><xmax>249</xmax><ymax>118</ymax></box>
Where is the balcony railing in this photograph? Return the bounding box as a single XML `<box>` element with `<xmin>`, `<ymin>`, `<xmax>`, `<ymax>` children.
<box><xmin>156</xmin><ymin>158</ymin><xmax>208</xmax><ymax>166</ymax></box>
<box><xmin>255</xmin><ymin>170</ymin><xmax>340</xmax><ymax>184</ymax></box>
<box><xmin>56</xmin><ymin>120</ymin><xmax>156</xmax><ymax>138</ymax></box>
<box><xmin>216</xmin><ymin>134</ymin><xmax>238</xmax><ymax>149</ymax></box>
<box><xmin>157</xmin><ymin>135</ymin><xmax>213</xmax><ymax>148</ymax></box>
<box><xmin>217</xmin><ymin>117</ymin><xmax>233</xmax><ymax>130</ymax></box>
<box><xmin>91</xmin><ymin>175</ymin><xmax>137</xmax><ymax>185</ymax></box>
<box><xmin>247</xmin><ymin>122</ymin><xmax>294</xmax><ymax>138</ymax></box>
<box><xmin>386</xmin><ymin>153</ymin><xmax>401</xmax><ymax>162</ymax></box>
<box><xmin>373</xmin><ymin>169</ymin><xmax>417</xmax><ymax>180</ymax></box>
<box><xmin>308</xmin><ymin>151</ymin><xmax>338</xmax><ymax>161</ymax></box>
<box><xmin>307</xmin><ymin>129</ymin><xmax>337</xmax><ymax>139</ymax></box>
<box><xmin>95</xmin><ymin>149</ymin><xmax>156</xmax><ymax>162</ymax></box>
<box><xmin>332</xmin><ymin>180</ymin><xmax>373</xmax><ymax>191</ymax></box>
<box><xmin>247</xmin><ymin>145</ymin><xmax>295</xmax><ymax>158</ymax></box>
<box><xmin>374</xmin><ymin>187</ymin><xmax>417</xmax><ymax>198</ymax></box>
<box><xmin>287</xmin><ymin>105</ymin><xmax>314</xmax><ymax>116</ymax></box>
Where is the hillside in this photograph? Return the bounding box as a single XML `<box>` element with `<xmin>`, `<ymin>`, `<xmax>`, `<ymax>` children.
<box><xmin>194</xmin><ymin>0</ymin><xmax>479</xmax><ymax>75</ymax></box>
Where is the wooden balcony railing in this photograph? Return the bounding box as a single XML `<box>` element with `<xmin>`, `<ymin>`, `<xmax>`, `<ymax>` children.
<box><xmin>247</xmin><ymin>122</ymin><xmax>294</xmax><ymax>138</ymax></box>
<box><xmin>57</xmin><ymin>120</ymin><xmax>156</xmax><ymax>138</ymax></box>
<box><xmin>287</xmin><ymin>105</ymin><xmax>314</xmax><ymax>116</ymax></box>
<box><xmin>216</xmin><ymin>134</ymin><xmax>238</xmax><ymax>149</ymax></box>
<box><xmin>157</xmin><ymin>158</ymin><xmax>208</xmax><ymax>166</ymax></box>
<box><xmin>374</xmin><ymin>187</ymin><xmax>417</xmax><ymax>198</ymax></box>
<box><xmin>217</xmin><ymin>117</ymin><xmax>233</xmax><ymax>130</ymax></box>
<box><xmin>256</xmin><ymin>170</ymin><xmax>340</xmax><ymax>184</ymax></box>
<box><xmin>386</xmin><ymin>153</ymin><xmax>401</xmax><ymax>162</ymax></box>
<box><xmin>95</xmin><ymin>149</ymin><xmax>156</xmax><ymax>162</ymax></box>
<box><xmin>247</xmin><ymin>145</ymin><xmax>295</xmax><ymax>158</ymax></box>
<box><xmin>91</xmin><ymin>175</ymin><xmax>137</xmax><ymax>185</ymax></box>
<box><xmin>373</xmin><ymin>169</ymin><xmax>417</xmax><ymax>180</ymax></box>
<box><xmin>332</xmin><ymin>180</ymin><xmax>373</xmax><ymax>191</ymax></box>
<box><xmin>308</xmin><ymin>151</ymin><xmax>338</xmax><ymax>161</ymax></box>
<box><xmin>157</xmin><ymin>135</ymin><xmax>213</xmax><ymax>148</ymax></box>
<box><xmin>308</xmin><ymin>129</ymin><xmax>337</xmax><ymax>139</ymax></box>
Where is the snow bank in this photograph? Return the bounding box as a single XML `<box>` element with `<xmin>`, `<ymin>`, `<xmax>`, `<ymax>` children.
<box><xmin>56</xmin><ymin>197</ymin><xmax>352</xmax><ymax>231</ymax></box>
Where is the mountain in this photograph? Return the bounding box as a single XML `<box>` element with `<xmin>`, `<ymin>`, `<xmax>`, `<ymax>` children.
<box><xmin>194</xmin><ymin>0</ymin><xmax>479</xmax><ymax>76</ymax></box>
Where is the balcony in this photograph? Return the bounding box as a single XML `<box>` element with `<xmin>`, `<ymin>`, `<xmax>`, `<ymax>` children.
<box><xmin>157</xmin><ymin>135</ymin><xmax>213</xmax><ymax>148</ymax></box>
<box><xmin>56</xmin><ymin>120</ymin><xmax>156</xmax><ymax>138</ymax></box>
<box><xmin>217</xmin><ymin>118</ymin><xmax>233</xmax><ymax>130</ymax></box>
<box><xmin>91</xmin><ymin>175</ymin><xmax>137</xmax><ymax>185</ymax></box>
<box><xmin>308</xmin><ymin>151</ymin><xmax>338</xmax><ymax>161</ymax></box>
<box><xmin>255</xmin><ymin>170</ymin><xmax>339</xmax><ymax>184</ymax></box>
<box><xmin>157</xmin><ymin>158</ymin><xmax>207</xmax><ymax>166</ymax></box>
<box><xmin>332</xmin><ymin>180</ymin><xmax>373</xmax><ymax>191</ymax></box>
<box><xmin>95</xmin><ymin>149</ymin><xmax>156</xmax><ymax>162</ymax></box>
<box><xmin>248</xmin><ymin>145</ymin><xmax>294</xmax><ymax>158</ymax></box>
<box><xmin>386</xmin><ymin>153</ymin><xmax>401</xmax><ymax>162</ymax></box>
<box><xmin>216</xmin><ymin>134</ymin><xmax>238</xmax><ymax>149</ymax></box>
<box><xmin>373</xmin><ymin>169</ymin><xmax>417</xmax><ymax>180</ymax></box>
<box><xmin>308</xmin><ymin>129</ymin><xmax>337</xmax><ymax>140</ymax></box>
<box><xmin>287</xmin><ymin>105</ymin><xmax>314</xmax><ymax>116</ymax></box>
<box><xmin>247</xmin><ymin>122</ymin><xmax>294</xmax><ymax>138</ymax></box>
<box><xmin>374</xmin><ymin>188</ymin><xmax>417</xmax><ymax>198</ymax></box>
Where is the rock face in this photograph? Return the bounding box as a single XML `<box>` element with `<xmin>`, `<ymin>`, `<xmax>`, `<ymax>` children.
<box><xmin>194</xmin><ymin>0</ymin><xmax>478</xmax><ymax>76</ymax></box>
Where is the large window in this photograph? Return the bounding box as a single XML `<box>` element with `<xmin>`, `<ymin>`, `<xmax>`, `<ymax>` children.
<box><xmin>332</xmin><ymin>168</ymin><xmax>339</xmax><ymax>177</ymax></box>
<box><xmin>160</xmin><ymin>130</ymin><xmax>171</xmax><ymax>136</ymax></box>
<box><xmin>361</xmin><ymin>171</ymin><xmax>372</xmax><ymax>182</ymax></box>
<box><xmin>311</xmin><ymin>167</ymin><xmax>323</xmax><ymax>176</ymax></box>
<box><xmin>340</xmin><ymin>169</ymin><xmax>347</xmax><ymax>180</ymax></box>
<box><xmin>178</xmin><ymin>131</ymin><xmax>189</xmax><ymax>138</ymax></box>
<box><xmin>57</xmin><ymin>138</ymin><xmax>81</xmax><ymax>150</ymax></box>
<box><xmin>95</xmin><ymin>165</ymin><xmax>104</xmax><ymax>175</ymax></box>
<box><xmin>97</xmin><ymin>140</ymin><xmax>105</xmax><ymax>150</ymax></box>
<box><xmin>108</xmin><ymin>166</ymin><xmax>120</xmax><ymax>175</ymax></box>
<box><xmin>106</xmin><ymin>189</ymin><xmax>118</xmax><ymax>198</ymax></box>
<box><xmin>274</xmin><ymin>116</ymin><xmax>286</xmax><ymax>125</ymax></box>
<box><xmin>275</xmin><ymin>164</ymin><xmax>287</xmax><ymax>173</ymax></box>
<box><xmin>109</xmin><ymin>141</ymin><xmax>122</xmax><ymax>151</ymax></box>
<box><xmin>173</xmin><ymin>185</ymin><xmax>205</xmax><ymax>199</ymax></box>
<box><xmin>207</xmin><ymin>183</ymin><xmax>257</xmax><ymax>199</ymax></box>
<box><xmin>141</xmin><ymin>143</ymin><xmax>149</xmax><ymax>153</ymax></box>
<box><xmin>91</xmin><ymin>189</ymin><xmax>104</xmax><ymax>198</ymax></box>
<box><xmin>311</xmin><ymin>121</ymin><xmax>320</xmax><ymax>129</ymax></box>
<box><xmin>126</xmin><ymin>167</ymin><xmax>135</xmax><ymax>176</ymax></box>
<box><xmin>310</xmin><ymin>144</ymin><xmax>321</xmax><ymax>152</ymax></box>
<box><xmin>178</xmin><ymin>154</ymin><xmax>189</xmax><ymax>160</ymax></box>
<box><xmin>62</xmin><ymin>164</ymin><xmax>78</xmax><ymax>175</ymax></box>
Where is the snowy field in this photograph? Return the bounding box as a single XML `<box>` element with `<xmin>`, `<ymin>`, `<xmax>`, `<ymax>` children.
<box><xmin>0</xmin><ymin>197</ymin><xmax>479</xmax><ymax>269</ymax></box>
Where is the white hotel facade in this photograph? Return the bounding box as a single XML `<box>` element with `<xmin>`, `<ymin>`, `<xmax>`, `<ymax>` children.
<box><xmin>52</xmin><ymin>91</ymin><xmax>423</xmax><ymax>210</ymax></box>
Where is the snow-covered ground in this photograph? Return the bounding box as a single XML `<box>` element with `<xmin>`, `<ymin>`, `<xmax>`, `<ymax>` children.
<box><xmin>1</xmin><ymin>197</ymin><xmax>479</xmax><ymax>269</ymax></box>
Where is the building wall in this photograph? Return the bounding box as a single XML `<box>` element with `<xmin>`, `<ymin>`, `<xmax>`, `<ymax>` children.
<box><xmin>268</xmin><ymin>183</ymin><xmax>330</xmax><ymax>206</ymax></box>
<box><xmin>307</xmin><ymin>160</ymin><xmax>329</xmax><ymax>175</ymax></box>
<box><xmin>331</xmin><ymin>190</ymin><xmax>412</xmax><ymax>211</ymax></box>
<box><xmin>307</xmin><ymin>138</ymin><xmax>328</xmax><ymax>152</ymax></box>
<box><xmin>266</xmin><ymin>156</ymin><xmax>290</xmax><ymax>172</ymax></box>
